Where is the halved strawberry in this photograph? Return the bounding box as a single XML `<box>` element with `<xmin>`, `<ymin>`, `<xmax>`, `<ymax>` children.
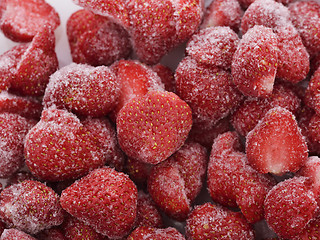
<box><xmin>148</xmin><ymin>141</ymin><xmax>207</xmax><ymax>221</ymax></box>
<box><xmin>185</xmin><ymin>203</ymin><xmax>255</xmax><ymax>240</ymax></box>
<box><xmin>43</xmin><ymin>63</ymin><xmax>119</xmax><ymax>117</ymax></box>
<box><xmin>67</xmin><ymin>9</ymin><xmax>132</xmax><ymax>66</ymax></box>
<box><xmin>127</xmin><ymin>226</ymin><xmax>185</xmax><ymax>240</ymax></box>
<box><xmin>176</xmin><ymin>56</ymin><xmax>243</xmax><ymax>129</ymax></box>
<box><xmin>117</xmin><ymin>90</ymin><xmax>192</xmax><ymax>165</ymax></box>
<box><xmin>0</xmin><ymin>229</ymin><xmax>37</xmax><ymax>240</ymax></box>
<box><xmin>264</xmin><ymin>176</ymin><xmax>318</xmax><ymax>239</ymax></box>
<box><xmin>246</xmin><ymin>107</ymin><xmax>308</xmax><ymax>175</ymax></box>
<box><xmin>201</xmin><ymin>0</ymin><xmax>242</xmax><ymax>32</ymax></box>
<box><xmin>60</xmin><ymin>167</ymin><xmax>138</xmax><ymax>239</ymax></box>
<box><xmin>9</xmin><ymin>26</ymin><xmax>58</xmax><ymax>96</ymax></box>
<box><xmin>25</xmin><ymin>108</ymin><xmax>106</xmax><ymax>182</ymax></box>
<box><xmin>0</xmin><ymin>180</ymin><xmax>64</xmax><ymax>234</ymax></box>
<box><xmin>186</xmin><ymin>26</ymin><xmax>239</xmax><ymax>69</ymax></box>
<box><xmin>0</xmin><ymin>0</ymin><xmax>60</xmax><ymax>42</ymax></box>
<box><xmin>231</xmin><ymin>25</ymin><xmax>278</xmax><ymax>97</ymax></box>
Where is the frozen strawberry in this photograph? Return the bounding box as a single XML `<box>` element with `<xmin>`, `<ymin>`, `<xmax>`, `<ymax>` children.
<box><xmin>60</xmin><ymin>167</ymin><xmax>138</xmax><ymax>239</ymax></box>
<box><xmin>148</xmin><ymin>142</ymin><xmax>207</xmax><ymax>221</ymax></box>
<box><xmin>231</xmin><ymin>25</ymin><xmax>278</xmax><ymax>97</ymax></box>
<box><xmin>127</xmin><ymin>226</ymin><xmax>185</xmax><ymax>240</ymax></box>
<box><xmin>186</xmin><ymin>26</ymin><xmax>239</xmax><ymax>69</ymax></box>
<box><xmin>110</xmin><ymin>60</ymin><xmax>164</xmax><ymax>120</ymax></box>
<box><xmin>43</xmin><ymin>63</ymin><xmax>119</xmax><ymax>117</ymax></box>
<box><xmin>264</xmin><ymin>177</ymin><xmax>317</xmax><ymax>239</ymax></box>
<box><xmin>185</xmin><ymin>203</ymin><xmax>255</xmax><ymax>240</ymax></box>
<box><xmin>0</xmin><ymin>113</ymin><xmax>34</xmax><ymax>178</ymax></box>
<box><xmin>305</xmin><ymin>66</ymin><xmax>320</xmax><ymax>115</ymax></box>
<box><xmin>25</xmin><ymin>108</ymin><xmax>106</xmax><ymax>182</ymax></box>
<box><xmin>6</xmin><ymin>171</ymin><xmax>36</xmax><ymax>187</ymax></box>
<box><xmin>292</xmin><ymin>215</ymin><xmax>320</xmax><ymax>240</ymax></box>
<box><xmin>67</xmin><ymin>9</ymin><xmax>131</xmax><ymax>66</ymax></box>
<box><xmin>9</xmin><ymin>26</ymin><xmax>58</xmax><ymax>96</ymax></box>
<box><xmin>0</xmin><ymin>0</ymin><xmax>60</xmax><ymax>42</ymax></box>
<box><xmin>0</xmin><ymin>180</ymin><xmax>64</xmax><ymax>234</ymax></box>
<box><xmin>151</xmin><ymin>64</ymin><xmax>175</xmax><ymax>93</ymax></box>
<box><xmin>246</xmin><ymin>107</ymin><xmax>308</xmax><ymax>175</ymax></box>
<box><xmin>0</xmin><ymin>222</ymin><xmax>4</xmax><ymax>237</ymax></box>
<box><xmin>117</xmin><ymin>90</ymin><xmax>192</xmax><ymax>165</ymax></box>
<box><xmin>0</xmin><ymin>229</ymin><xmax>37</xmax><ymax>240</ymax></box>
<box><xmin>0</xmin><ymin>92</ymin><xmax>42</xmax><ymax>119</ymax></box>
<box><xmin>232</xmin><ymin>83</ymin><xmax>301</xmax><ymax>136</ymax></box>
<box><xmin>63</xmin><ymin>215</ymin><xmax>106</xmax><ymax>240</ymax></box>
<box><xmin>176</xmin><ymin>56</ymin><xmax>243</xmax><ymax>129</ymax></box>
<box><xmin>72</xmin><ymin>0</ymin><xmax>130</xmax><ymax>28</ymax></box>
<box><xmin>201</xmin><ymin>0</ymin><xmax>242</xmax><ymax>32</ymax></box>
<box><xmin>126</xmin><ymin>157</ymin><xmax>153</xmax><ymax>187</ymax></box>
<box><xmin>36</xmin><ymin>227</ymin><xmax>66</xmax><ymax>240</ymax></box>
<box><xmin>127</xmin><ymin>0</ymin><xmax>203</xmax><ymax>64</ymax></box>
<box><xmin>81</xmin><ymin>117</ymin><xmax>126</xmax><ymax>171</ymax></box>
<box><xmin>289</xmin><ymin>1</ymin><xmax>320</xmax><ymax>56</ymax></box>
<box><xmin>208</xmin><ymin>132</ymin><xmax>274</xmax><ymax>223</ymax></box>
<box><xmin>135</xmin><ymin>191</ymin><xmax>163</xmax><ymax>228</ymax></box>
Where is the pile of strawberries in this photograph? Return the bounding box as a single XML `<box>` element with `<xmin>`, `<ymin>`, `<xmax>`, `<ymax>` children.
<box><xmin>0</xmin><ymin>0</ymin><xmax>319</xmax><ymax>239</ymax></box>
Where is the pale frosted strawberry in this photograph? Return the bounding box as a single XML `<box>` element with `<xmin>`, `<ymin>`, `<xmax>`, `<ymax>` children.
<box><xmin>0</xmin><ymin>229</ymin><xmax>37</xmax><ymax>240</ymax></box>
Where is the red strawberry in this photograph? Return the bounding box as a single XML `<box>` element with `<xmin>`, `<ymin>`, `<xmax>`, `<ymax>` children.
<box><xmin>127</xmin><ymin>226</ymin><xmax>185</xmax><ymax>240</ymax></box>
<box><xmin>125</xmin><ymin>157</ymin><xmax>153</xmax><ymax>187</ymax></box>
<box><xmin>292</xmin><ymin>215</ymin><xmax>320</xmax><ymax>240</ymax></box>
<box><xmin>71</xmin><ymin>0</ymin><xmax>130</xmax><ymax>28</ymax></box>
<box><xmin>305</xmin><ymin>66</ymin><xmax>320</xmax><ymax>115</ymax></box>
<box><xmin>246</xmin><ymin>107</ymin><xmax>308</xmax><ymax>175</ymax></box>
<box><xmin>231</xmin><ymin>83</ymin><xmax>301</xmax><ymax>136</ymax></box>
<box><xmin>151</xmin><ymin>64</ymin><xmax>175</xmax><ymax>93</ymax></box>
<box><xmin>0</xmin><ymin>180</ymin><xmax>64</xmax><ymax>234</ymax></box>
<box><xmin>9</xmin><ymin>26</ymin><xmax>58</xmax><ymax>96</ymax></box>
<box><xmin>148</xmin><ymin>141</ymin><xmax>207</xmax><ymax>221</ymax></box>
<box><xmin>0</xmin><ymin>113</ymin><xmax>34</xmax><ymax>178</ymax></box>
<box><xmin>0</xmin><ymin>229</ymin><xmax>37</xmax><ymax>240</ymax></box>
<box><xmin>231</xmin><ymin>25</ymin><xmax>278</xmax><ymax>97</ymax></box>
<box><xmin>60</xmin><ymin>167</ymin><xmax>138</xmax><ymax>239</ymax></box>
<box><xmin>201</xmin><ymin>0</ymin><xmax>243</xmax><ymax>33</ymax></box>
<box><xmin>6</xmin><ymin>171</ymin><xmax>36</xmax><ymax>187</ymax></box>
<box><xmin>67</xmin><ymin>9</ymin><xmax>131</xmax><ymax>66</ymax></box>
<box><xmin>185</xmin><ymin>203</ymin><xmax>255</xmax><ymax>240</ymax></box>
<box><xmin>0</xmin><ymin>92</ymin><xmax>42</xmax><ymax>119</ymax></box>
<box><xmin>110</xmin><ymin>59</ymin><xmax>164</xmax><ymax>120</ymax></box>
<box><xmin>264</xmin><ymin>177</ymin><xmax>318</xmax><ymax>239</ymax></box>
<box><xmin>208</xmin><ymin>131</ymin><xmax>274</xmax><ymax>223</ymax></box>
<box><xmin>0</xmin><ymin>0</ymin><xmax>60</xmax><ymax>42</ymax></box>
<box><xmin>176</xmin><ymin>56</ymin><xmax>243</xmax><ymax>129</ymax></box>
<box><xmin>307</xmin><ymin>114</ymin><xmax>320</xmax><ymax>148</ymax></box>
<box><xmin>289</xmin><ymin>0</ymin><xmax>320</xmax><ymax>56</ymax></box>
<box><xmin>117</xmin><ymin>90</ymin><xmax>192</xmax><ymax>165</ymax></box>
<box><xmin>135</xmin><ymin>191</ymin><xmax>163</xmax><ymax>229</ymax></box>
<box><xmin>43</xmin><ymin>63</ymin><xmax>119</xmax><ymax>117</ymax></box>
<box><xmin>186</xmin><ymin>26</ymin><xmax>239</xmax><ymax>69</ymax></box>
<box><xmin>63</xmin><ymin>215</ymin><xmax>106</xmax><ymax>240</ymax></box>
<box><xmin>25</xmin><ymin>108</ymin><xmax>106</xmax><ymax>182</ymax></box>
<box><xmin>36</xmin><ymin>227</ymin><xmax>66</xmax><ymax>240</ymax></box>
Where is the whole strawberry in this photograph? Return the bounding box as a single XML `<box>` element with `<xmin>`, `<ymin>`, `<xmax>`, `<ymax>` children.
<box><xmin>0</xmin><ymin>180</ymin><xmax>64</xmax><ymax>234</ymax></box>
<box><xmin>60</xmin><ymin>167</ymin><xmax>138</xmax><ymax>239</ymax></box>
<box><xmin>0</xmin><ymin>229</ymin><xmax>37</xmax><ymax>240</ymax></box>
<box><xmin>127</xmin><ymin>226</ymin><xmax>186</xmax><ymax>240</ymax></box>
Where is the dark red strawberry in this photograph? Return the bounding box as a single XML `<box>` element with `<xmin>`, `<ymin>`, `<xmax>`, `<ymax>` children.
<box><xmin>0</xmin><ymin>92</ymin><xmax>42</xmax><ymax>119</ymax></box>
<box><xmin>185</xmin><ymin>203</ymin><xmax>255</xmax><ymax>240</ymax></box>
<box><xmin>60</xmin><ymin>167</ymin><xmax>138</xmax><ymax>239</ymax></box>
<box><xmin>25</xmin><ymin>108</ymin><xmax>106</xmax><ymax>182</ymax></box>
<box><xmin>127</xmin><ymin>226</ymin><xmax>185</xmax><ymax>240</ymax></box>
<box><xmin>201</xmin><ymin>0</ymin><xmax>243</xmax><ymax>32</ymax></box>
<box><xmin>246</xmin><ymin>107</ymin><xmax>308</xmax><ymax>175</ymax></box>
<box><xmin>9</xmin><ymin>26</ymin><xmax>58</xmax><ymax>96</ymax></box>
<box><xmin>0</xmin><ymin>0</ymin><xmax>60</xmax><ymax>42</ymax></box>
<box><xmin>151</xmin><ymin>64</ymin><xmax>175</xmax><ymax>93</ymax></box>
<box><xmin>110</xmin><ymin>59</ymin><xmax>164</xmax><ymax>120</ymax></box>
<box><xmin>148</xmin><ymin>141</ymin><xmax>207</xmax><ymax>221</ymax></box>
<box><xmin>117</xmin><ymin>90</ymin><xmax>192</xmax><ymax>165</ymax></box>
<box><xmin>289</xmin><ymin>0</ymin><xmax>320</xmax><ymax>56</ymax></box>
<box><xmin>125</xmin><ymin>157</ymin><xmax>153</xmax><ymax>187</ymax></box>
<box><xmin>231</xmin><ymin>25</ymin><xmax>278</xmax><ymax>97</ymax></box>
<box><xmin>36</xmin><ymin>227</ymin><xmax>66</xmax><ymax>240</ymax></box>
<box><xmin>43</xmin><ymin>63</ymin><xmax>119</xmax><ymax>117</ymax></box>
<box><xmin>305</xmin><ymin>66</ymin><xmax>320</xmax><ymax>115</ymax></box>
<box><xmin>0</xmin><ymin>229</ymin><xmax>37</xmax><ymax>240</ymax></box>
<box><xmin>67</xmin><ymin>9</ymin><xmax>131</xmax><ymax>66</ymax></box>
<box><xmin>264</xmin><ymin>177</ymin><xmax>318</xmax><ymax>239</ymax></box>
<box><xmin>6</xmin><ymin>171</ymin><xmax>36</xmax><ymax>187</ymax></box>
<box><xmin>0</xmin><ymin>180</ymin><xmax>64</xmax><ymax>234</ymax></box>
<box><xmin>0</xmin><ymin>113</ymin><xmax>34</xmax><ymax>178</ymax></box>
<box><xmin>186</xmin><ymin>26</ymin><xmax>239</xmax><ymax>69</ymax></box>
<box><xmin>71</xmin><ymin>0</ymin><xmax>130</xmax><ymax>28</ymax></box>
<box><xmin>176</xmin><ymin>56</ymin><xmax>243</xmax><ymax>129</ymax></box>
